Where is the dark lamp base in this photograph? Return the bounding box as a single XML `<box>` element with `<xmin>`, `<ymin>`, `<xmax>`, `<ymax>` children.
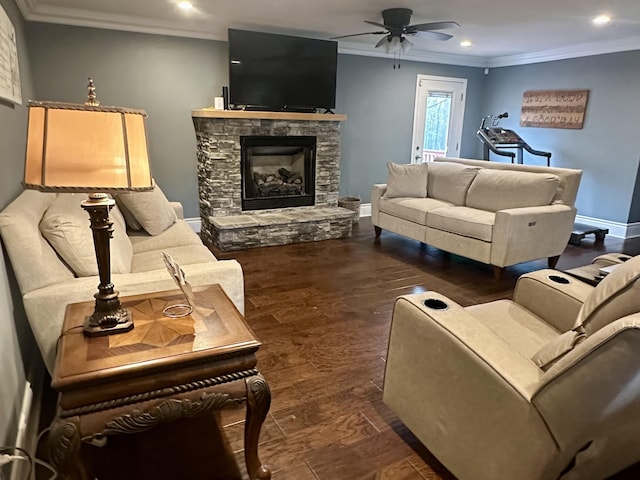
<box><xmin>80</xmin><ymin>192</ymin><xmax>135</xmax><ymax>337</ymax></box>
<box><xmin>83</xmin><ymin>311</ymin><xmax>134</xmax><ymax>337</ymax></box>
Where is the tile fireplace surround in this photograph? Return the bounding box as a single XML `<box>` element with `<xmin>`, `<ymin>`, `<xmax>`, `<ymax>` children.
<box><xmin>192</xmin><ymin>109</ymin><xmax>354</xmax><ymax>251</ymax></box>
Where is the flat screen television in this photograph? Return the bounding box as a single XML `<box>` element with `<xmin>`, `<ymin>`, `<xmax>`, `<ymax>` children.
<box><xmin>228</xmin><ymin>29</ymin><xmax>338</xmax><ymax>112</ymax></box>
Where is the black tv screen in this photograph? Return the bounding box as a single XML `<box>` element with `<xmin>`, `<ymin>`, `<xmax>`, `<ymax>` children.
<box><xmin>228</xmin><ymin>29</ymin><xmax>337</xmax><ymax>112</ymax></box>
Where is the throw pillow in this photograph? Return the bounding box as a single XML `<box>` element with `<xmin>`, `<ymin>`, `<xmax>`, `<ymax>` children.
<box><xmin>39</xmin><ymin>194</ymin><xmax>133</xmax><ymax>277</ymax></box>
<box><xmin>384</xmin><ymin>162</ymin><xmax>428</xmax><ymax>199</ymax></box>
<box><xmin>115</xmin><ymin>182</ymin><xmax>177</xmax><ymax>236</ymax></box>
<box><xmin>115</xmin><ymin>197</ymin><xmax>142</xmax><ymax>231</ymax></box>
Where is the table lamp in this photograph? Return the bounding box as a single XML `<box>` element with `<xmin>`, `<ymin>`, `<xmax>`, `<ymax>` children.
<box><xmin>22</xmin><ymin>79</ymin><xmax>153</xmax><ymax>336</ymax></box>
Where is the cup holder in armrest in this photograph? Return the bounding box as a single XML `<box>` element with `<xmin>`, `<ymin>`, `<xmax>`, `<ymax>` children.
<box><xmin>424</xmin><ymin>298</ymin><xmax>449</xmax><ymax>310</ymax></box>
<box><xmin>548</xmin><ymin>274</ymin><xmax>571</xmax><ymax>284</ymax></box>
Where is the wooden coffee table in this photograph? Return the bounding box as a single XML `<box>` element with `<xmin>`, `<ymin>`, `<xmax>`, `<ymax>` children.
<box><xmin>48</xmin><ymin>284</ymin><xmax>271</xmax><ymax>480</ymax></box>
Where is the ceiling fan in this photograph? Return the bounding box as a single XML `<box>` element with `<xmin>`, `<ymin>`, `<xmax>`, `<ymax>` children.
<box><xmin>333</xmin><ymin>8</ymin><xmax>459</xmax><ymax>53</ymax></box>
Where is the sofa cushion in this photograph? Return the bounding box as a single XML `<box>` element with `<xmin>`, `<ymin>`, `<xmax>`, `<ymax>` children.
<box><xmin>427</xmin><ymin>162</ymin><xmax>480</xmax><ymax>205</ymax></box>
<box><xmin>39</xmin><ymin>194</ymin><xmax>133</xmax><ymax>277</ymax></box>
<box><xmin>116</xmin><ymin>182</ymin><xmax>177</xmax><ymax>235</ymax></box>
<box><xmin>379</xmin><ymin>197</ymin><xmax>453</xmax><ymax>225</ymax></box>
<box><xmin>427</xmin><ymin>206</ymin><xmax>495</xmax><ymax>242</ymax></box>
<box><xmin>384</xmin><ymin>162</ymin><xmax>428</xmax><ymax>199</ymax></box>
<box><xmin>131</xmin><ymin>244</ymin><xmax>217</xmax><ymax>273</ymax></box>
<box><xmin>0</xmin><ymin>190</ymin><xmax>75</xmax><ymax>293</ymax></box>
<box><xmin>576</xmin><ymin>255</ymin><xmax>640</xmax><ymax>334</ymax></box>
<box><xmin>466</xmin><ymin>170</ymin><xmax>560</xmax><ymax>212</ymax></box>
<box><xmin>129</xmin><ymin>220</ymin><xmax>203</xmax><ymax>254</ymax></box>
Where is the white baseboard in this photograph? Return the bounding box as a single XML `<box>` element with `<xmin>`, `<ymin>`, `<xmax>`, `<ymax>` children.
<box><xmin>9</xmin><ymin>362</ymin><xmax>44</xmax><ymax>480</ymax></box>
<box><xmin>360</xmin><ymin>203</ymin><xmax>372</xmax><ymax>218</ymax></box>
<box><xmin>360</xmin><ymin>205</ymin><xmax>638</xmax><ymax>239</ymax></box>
<box><xmin>575</xmin><ymin>215</ymin><xmax>640</xmax><ymax>239</ymax></box>
<box><xmin>185</xmin><ymin>217</ymin><xmax>201</xmax><ymax>233</ymax></box>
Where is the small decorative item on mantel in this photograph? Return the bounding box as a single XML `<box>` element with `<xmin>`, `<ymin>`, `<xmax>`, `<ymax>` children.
<box><xmin>338</xmin><ymin>196</ymin><xmax>361</xmax><ymax>224</ymax></box>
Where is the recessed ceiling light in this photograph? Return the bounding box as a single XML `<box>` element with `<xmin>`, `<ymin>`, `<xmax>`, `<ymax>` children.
<box><xmin>460</xmin><ymin>40</ymin><xmax>472</xmax><ymax>48</ymax></box>
<box><xmin>178</xmin><ymin>1</ymin><xmax>193</xmax><ymax>11</ymax></box>
<box><xmin>592</xmin><ymin>14</ymin><xmax>611</xmax><ymax>26</ymax></box>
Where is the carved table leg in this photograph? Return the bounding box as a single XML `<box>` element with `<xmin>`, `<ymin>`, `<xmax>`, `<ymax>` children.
<box><xmin>244</xmin><ymin>374</ymin><xmax>272</xmax><ymax>480</ymax></box>
<box><xmin>48</xmin><ymin>417</ymin><xmax>92</xmax><ymax>480</ymax></box>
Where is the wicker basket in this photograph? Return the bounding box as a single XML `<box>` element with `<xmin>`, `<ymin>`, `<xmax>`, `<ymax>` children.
<box><xmin>338</xmin><ymin>196</ymin><xmax>361</xmax><ymax>224</ymax></box>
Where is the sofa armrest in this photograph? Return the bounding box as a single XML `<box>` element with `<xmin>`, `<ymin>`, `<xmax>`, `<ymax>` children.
<box><xmin>513</xmin><ymin>269</ymin><xmax>593</xmax><ymax>332</ymax></box>
<box><xmin>491</xmin><ymin>204</ymin><xmax>577</xmax><ymax>267</ymax></box>
<box><xmin>169</xmin><ymin>201</ymin><xmax>184</xmax><ymax>219</ymax></box>
<box><xmin>592</xmin><ymin>253</ymin><xmax>633</xmax><ymax>266</ymax></box>
<box><xmin>371</xmin><ymin>184</ymin><xmax>387</xmax><ymax>225</ymax></box>
<box><xmin>386</xmin><ymin>292</ymin><xmax>542</xmax><ymax>401</ymax></box>
<box><xmin>384</xmin><ymin>292</ymin><xmax>554</xmax><ymax>479</ymax></box>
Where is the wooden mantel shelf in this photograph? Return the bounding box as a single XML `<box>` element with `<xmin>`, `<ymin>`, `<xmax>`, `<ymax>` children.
<box><xmin>192</xmin><ymin>108</ymin><xmax>347</xmax><ymax>122</ymax></box>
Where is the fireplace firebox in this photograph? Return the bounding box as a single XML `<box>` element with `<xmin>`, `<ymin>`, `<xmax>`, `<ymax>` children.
<box><xmin>241</xmin><ymin>136</ymin><xmax>316</xmax><ymax>211</ymax></box>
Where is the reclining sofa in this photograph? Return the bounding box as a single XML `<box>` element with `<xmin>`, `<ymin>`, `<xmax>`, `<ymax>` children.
<box><xmin>0</xmin><ymin>186</ymin><xmax>244</xmax><ymax>374</ymax></box>
<box><xmin>384</xmin><ymin>254</ymin><xmax>640</xmax><ymax>480</ymax></box>
<box><xmin>371</xmin><ymin>157</ymin><xmax>582</xmax><ymax>278</ymax></box>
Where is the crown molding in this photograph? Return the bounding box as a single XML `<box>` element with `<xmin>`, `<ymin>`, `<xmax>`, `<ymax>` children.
<box><xmin>15</xmin><ymin>0</ymin><xmax>640</xmax><ymax>68</ymax></box>
<box><xmin>14</xmin><ymin>0</ymin><xmax>227</xmax><ymax>41</ymax></box>
<box><xmin>338</xmin><ymin>42</ymin><xmax>489</xmax><ymax>68</ymax></box>
<box><xmin>487</xmin><ymin>35</ymin><xmax>640</xmax><ymax>68</ymax></box>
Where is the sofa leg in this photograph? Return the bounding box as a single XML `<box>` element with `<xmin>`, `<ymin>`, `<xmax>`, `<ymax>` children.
<box><xmin>548</xmin><ymin>255</ymin><xmax>560</xmax><ymax>268</ymax></box>
<box><xmin>492</xmin><ymin>266</ymin><xmax>504</xmax><ymax>280</ymax></box>
<box><xmin>374</xmin><ymin>226</ymin><xmax>382</xmax><ymax>238</ymax></box>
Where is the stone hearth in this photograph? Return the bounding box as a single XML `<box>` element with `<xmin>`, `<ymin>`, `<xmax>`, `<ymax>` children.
<box><xmin>192</xmin><ymin>110</ymin><xmax>353</xmax><ymax>251</ymax></box>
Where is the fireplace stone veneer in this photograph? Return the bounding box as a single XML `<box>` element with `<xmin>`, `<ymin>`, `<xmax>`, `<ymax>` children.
<box><xmin>192</xmin><ymin>110</ymin><xmax>353</xmax><ymax>251</ymax></box>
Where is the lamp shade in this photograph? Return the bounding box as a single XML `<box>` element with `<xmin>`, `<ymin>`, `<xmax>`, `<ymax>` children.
<box><xmin>23</xmin><ymin>101</ymin><xmax>153</xmax><ymax>192</ymax></box>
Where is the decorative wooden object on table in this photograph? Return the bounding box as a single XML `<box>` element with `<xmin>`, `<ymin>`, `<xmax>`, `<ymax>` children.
<box><xmin>48</xmin><ymin>284</ymin><xmax>271</xmax><ymax>480</ymax></box>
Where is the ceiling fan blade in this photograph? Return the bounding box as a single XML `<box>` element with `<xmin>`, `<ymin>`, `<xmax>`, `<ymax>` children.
<box><xmin>331</xmin><ymin>31</ymin><xmax>387</xmax><ymax>39</ymax></box>
<box><xmin>412</xmin><ymin>30</ymin><xmax>454</xmax><ymax>41</ymax></box>
<box><xmin>364</xmin><ymin>20</ymin><xmax>388</xmax><ymax>29</ymax></box>
<box><xmin>408</xmin><ymin>21</ymin><xmax>460</xmax><ymax>32</ymax></box>
<box><xmin>375</xmin><ymin>36</ymin><xmax>390</xmax><ymax>48</ymax></box>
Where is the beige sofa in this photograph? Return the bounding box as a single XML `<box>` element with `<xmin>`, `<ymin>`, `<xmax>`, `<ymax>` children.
<box><xmin>371</xmin><ymin>157</ymin><xmax>582</xmax><ymax>278</ymax></box>
<box><xmin>384</xmin><ymin>254</ymin><xmax>640</xmax><ymax>480</ymax></box>
<box><xmin>0</xmin><ymin>187</ymin><xmax>244</xmax><ymax>374</ymax></box>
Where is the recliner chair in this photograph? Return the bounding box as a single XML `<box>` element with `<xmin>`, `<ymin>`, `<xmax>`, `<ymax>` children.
<box><xmin>383</xmin><ymin>255</ymin><xmax>640</xmax><ymax>480</ymax></box>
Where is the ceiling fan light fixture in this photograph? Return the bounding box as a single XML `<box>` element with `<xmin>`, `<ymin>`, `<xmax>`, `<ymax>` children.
<box><xmin>377</xmin><ymin>35</ymin><xmax>412</xmax><ymax>54</ymax></box>
<box><xmin>592</xmin><ymin>14</ymin><xmax>611</xmax><ymax>26</ymax></box>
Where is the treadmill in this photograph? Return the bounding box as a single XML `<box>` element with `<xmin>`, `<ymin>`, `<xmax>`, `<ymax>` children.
<box><xmin>477</xmin><ymin>112</ymin><xmax>552</xmax><ymax>166</ymax></box>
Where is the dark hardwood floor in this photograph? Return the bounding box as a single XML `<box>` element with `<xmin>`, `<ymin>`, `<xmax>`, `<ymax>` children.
<box><xmin>38</xmin><ymin>218</ymin><xmax>640</xmax><ymax>479</ymax></box>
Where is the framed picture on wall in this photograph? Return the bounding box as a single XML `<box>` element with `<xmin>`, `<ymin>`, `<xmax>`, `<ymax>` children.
<box><xmin>0</xmin><ymin>4</ymin><xmax>22</xmax><ymax>105</ymax></box>
<box><xmin>520</xmin><ymin>89</ymin><xmax>589</xmax><ymax>129</ymax></box>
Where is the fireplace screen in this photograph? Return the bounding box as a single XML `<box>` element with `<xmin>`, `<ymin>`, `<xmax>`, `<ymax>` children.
<box><xmin>241</xmin><ymin>136</ymin><xmax>316</xmax><ymax>210</ymax></box>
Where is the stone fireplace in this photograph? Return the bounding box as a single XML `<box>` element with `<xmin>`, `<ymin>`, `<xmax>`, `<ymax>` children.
<box><xmin>192</xmin><ymin>110</ymin><xmax>353</xmax><ymax>251</ymax></box>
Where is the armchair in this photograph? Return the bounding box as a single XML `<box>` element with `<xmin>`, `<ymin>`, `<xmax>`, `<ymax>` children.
<box><xmin>383</xmin><ymin>255</ymin><xmax>640</xmax><ymax>480</ymax></box>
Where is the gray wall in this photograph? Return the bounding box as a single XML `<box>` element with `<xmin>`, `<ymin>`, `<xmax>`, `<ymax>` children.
<box><xmin>336</xmin><ymin>54</ymin><xmax>486</xmax><ymax>202</ymax></box>
<box><xmin>27</xmin><ymin>23</ymin><xmax>229</xmax><ymax>218</ymax></box>
<box><xmin>480</xmin><ymin>52</ymin><xmax>640</xmax><ymax>224</ymax></box>
<box><xmin>0</xmin><ymin>0</ymin><xmax>36</xmax><ymax>446</ymax></box>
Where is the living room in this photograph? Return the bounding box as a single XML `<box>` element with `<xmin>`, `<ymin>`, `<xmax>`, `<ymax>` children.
<box><xmin>2</xmin><ymin>0</ymin><xmax>640</xmax><ymax>478</ymax></box>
